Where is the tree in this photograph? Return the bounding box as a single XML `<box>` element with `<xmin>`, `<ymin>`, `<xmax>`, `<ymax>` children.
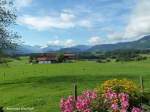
<box><xmin>0</xmin><ymin>0</ymin><xmax>20</xmax><ymax>63</ymax></box>
<box><xmin>58</xmin><ymin>54</ymin><xmax>65</xmax><ymax>63</ymax></box>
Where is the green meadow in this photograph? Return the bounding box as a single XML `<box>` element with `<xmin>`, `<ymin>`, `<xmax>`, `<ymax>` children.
<box><xmin>0</xmin><ymin>57</ymin><xmax>150</xmax><ymax>112</ymax></box>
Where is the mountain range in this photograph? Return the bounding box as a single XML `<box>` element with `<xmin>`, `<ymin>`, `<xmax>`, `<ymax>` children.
<box><xmin>15</xmin><ymin>35</ymin><xmax>150</xmax><ymax>54</ymax></box>
<box><xmin>89</xmin><ymin>35</ymin><xmax>150</xmax><ymax>52</ymax></box>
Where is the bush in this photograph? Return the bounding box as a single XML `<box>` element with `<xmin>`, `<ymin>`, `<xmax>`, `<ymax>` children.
<box><xmin>135</xmin><ymin>56</ymin><xmax>147</xmax><ymax>61</ymax></box>
<box><xmin>97</xmin><ymin>79</ymin><xmax>139</xmax><ymax>95</ymax></box>
<box><xmin>95</xmin><ymin>79</ymin><xmax>141</xmax><ymax>111</ymax></box>
<box><xmin>60</xmin><ymin>79</ymin><xmax>143</xmax><ymax>112</ymax></box>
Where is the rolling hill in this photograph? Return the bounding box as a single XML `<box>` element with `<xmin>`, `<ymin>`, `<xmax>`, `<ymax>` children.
<box><xmin>14</xmin><ymin>35</ymin><xmax>150</xmax><ymax>54</ymax></box>
<box><xmin>88</xmin><ymin>35</ymin><xmax>150</xmax><ymax>52</ymax></box>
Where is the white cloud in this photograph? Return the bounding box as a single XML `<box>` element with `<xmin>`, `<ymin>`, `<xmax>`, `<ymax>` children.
<box><xmin>102</xmin><ymin>0</ymin><xmax>150</xmax><ymax>43</ymax></box>
<box><xmin>78</xmin><ymin>20</ymin><xmax>92</xmax><ymax>28</ymax></box>
<box><xmin>18</xmin><ymin>7</ymin><xmax>94</xmax><ymax>30</ymax></box>
<box><xmin>48</xmin><ymin>40</ymin><xmax>61</xmax><ymax>46</ymax></box>
<box><xmin>47</xmin><ymin>39</ymin><xmax>76</xmax><ymax>47</ymax></box>
<box><xmin>64</xmin><ymin>39</ymin><xmax>76</xmax><ymax>47</ymax></box>
<box><xmin>124</xmin><ymin>0</ymin><xmax>150</xmax><ymax>40</ymax></box>
<box><xmin>18</xmin><ymin>13</ymin><xmax>93</xmax><ymax>30</ymax></box>
<box><xmin>15</xmin><ymin>0</ymin><xmax>32</xmax><ymax>9</ymax></box>
<box><xmin>107</xmin><ymin>32</ymin><xmax>124</xmax><ymax>43</ymax></box>
<box><xmin>18</xmin><ymin>12</ymin><xmax>76</xmax><ymax>30</ymax></box>
<box><xmin>88</xmin><ymin>36</ymin><xmax>102</xmax><ymax>45</ymax></box>
<box><xmin>60</xmin><ymin>13</ymin><xmax>75</xmax><ymax>22</ymax></box>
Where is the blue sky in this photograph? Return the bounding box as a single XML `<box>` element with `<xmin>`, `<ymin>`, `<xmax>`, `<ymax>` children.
<box><xmin>14</xmin><ymin>0</ymin><xmax>150</xmax><ymax>47</ymax></box>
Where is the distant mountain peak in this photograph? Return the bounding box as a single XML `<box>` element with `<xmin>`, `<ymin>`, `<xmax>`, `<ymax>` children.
<box><xmin>13</xmin><ymin>35</ymin><xmax>150</xmax><ymax>54</ymax></box>
<box><xmin>138</xmin><ymin>35</ymin><xmax>150</xmax><ymax>41</ymax></box>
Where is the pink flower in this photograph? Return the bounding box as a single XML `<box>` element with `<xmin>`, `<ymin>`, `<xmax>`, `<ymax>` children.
<box><xmin>121</xmin><ymin>109</ymin><xmax>127</xmax><ymax>112</ymax></box>
<box><xmin>105</xmin><ymin>89</ymin><xmax>118</xmax><ymax>100</ymax></box>
<box><xmin>64</xmin><ymin>109</ymin><xmax>72</xmax><ymax>112</ymax></box>
<box><xmin>76</xmin><ymin>90</ymin><xmax>97</xmax><ymax>111</ymax></box>
<box><xmin>60</xmin><ymin>90</ymin><xmax>97</xmax><ymax>112</ymax></box>
<box><xmin>119</xmin><ymin>93</ymin><xmax>129</xmax><ymax>102</ymax></box>
<box><xmin>83</xmin><ymin>90</ymin><xmax>97</xmax><ymax>99</ymax></box>
<box><xmin>83</xmin><ymin>108</ymin><xmax>92</xmax><ymax>112</ymax></box>
<box><xmin>111</xmin><ymin>103</ymin><xmax>118</xmax><ymax>111</ymax></box>
<box><xmin>132</xmin><ymin>107</ymin><xmax>142</xmax><ymax>112</ymax></box>
<box><xmin>60</xmin><ymin>88</ymin><xmax>141</xmax><ymax>112</ymax></box>
<box><xmin>118</xmin><ymin>93</ymin><xmax>129</xmax><ymax>110</ymax></box>
<box><xmin>121</xmin><ymin>101</ymin><xmax>129</xmax><ymax>109</ymax></box>
<box><xmin>60</xmin><ymin>96</ymin><xmax>75</xmax><ymax>112</ymax></box>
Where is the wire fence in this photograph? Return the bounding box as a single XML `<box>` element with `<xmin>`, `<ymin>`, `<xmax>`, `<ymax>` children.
<box><xmin>0</xmin><ymin>72</ymin><xmax>150</xmax><ymax>112</ymax></box>
<box><xmin>71</xmin><ymin>76</ymin><xmax>150</xmax><ymax>111</ymax></box>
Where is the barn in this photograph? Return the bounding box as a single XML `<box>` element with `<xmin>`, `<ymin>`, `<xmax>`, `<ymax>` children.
<box><xmin>30</xmin><ymin>53</ymin><xmax>76</xmax><ymax>64</ymax></box>
<box><xmin>36</xmin><ymin>54</ymin><xmax>58</xmax><ymax>64</ymax></box>
<box><xmin>64</xmin><ymin>53</ymin><xmax>76</xmax><ymax>60</ymax></box>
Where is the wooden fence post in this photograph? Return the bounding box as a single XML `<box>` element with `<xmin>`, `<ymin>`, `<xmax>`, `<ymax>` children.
<box><xmin>140</xmin><ymin>76</ymin><xmax>144</xmax><ymax>94</ymax></box>
<box><xmin>140</xmin><ymin>76</ymin><xmax>144</xmax><ymax>109</ymax></box>
<box><xmin>74</xmin><ymin>83</ymin><xmax>77</xmax><ymax>101</ymax></box>
<box><xmin>0</xmin><ymin>106</ymin><xmax>4</xmax><ymax>112</ymax></box>
<box><xmin>3</xmin><ymin>72</ymin><xmax>5</xmax><ymax>80</ymax></box>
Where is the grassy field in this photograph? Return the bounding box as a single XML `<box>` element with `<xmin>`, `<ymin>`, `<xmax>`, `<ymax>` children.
<box><xmin>0</xmin><ymin>57</ymin><xmax>150</xmax><ymax>112</ymax></box>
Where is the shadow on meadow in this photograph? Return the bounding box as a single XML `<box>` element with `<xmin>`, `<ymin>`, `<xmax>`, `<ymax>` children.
<box><xmin>0</xmin><ymin>74</ymin><xmax>143</xmax><ymax>86</ymax></box>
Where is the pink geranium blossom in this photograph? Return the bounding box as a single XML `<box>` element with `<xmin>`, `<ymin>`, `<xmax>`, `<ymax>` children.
<box><xmin>132</xmin><ymin>107</ymin><xmax>142</xmax><ymax>112</ymax></box>
<box><xmin>60</xmin><ymin>86</ymin><xmax>142</xmax><ymax>112</ymax></box>
<box><xmin>60</xmin><ymin>96</ymin><xmax>75</xmax><ymax>112</ymax></box>
<box><xmin>60</xmin><ymin>90</ymin><xmax>97</xmax><ymax>112</ymax></box>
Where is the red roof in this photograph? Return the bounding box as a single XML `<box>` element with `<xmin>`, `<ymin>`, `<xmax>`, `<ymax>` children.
<box><xmin>64</xmin><ymin>53</ymin><xmax>75</xmax><ymax>56</ymax></box>
<box><xmin>37</xmin><ymin>55</ymin><xmax>57</xmax><ymax>61</ymax></box>
<box><xmin>64</xmin><ymin>53</ymin><xmax>76</xmax><ymax>59</ymax></box>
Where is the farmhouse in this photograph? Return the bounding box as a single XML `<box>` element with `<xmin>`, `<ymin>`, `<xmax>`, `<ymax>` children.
<box><xmin>31</xmin><ymin>53</ymin><xmax>76</xmax><ymax>64</ymax></box>
<box><xmin>36</xmin><ymin>53</ymin><xmax>58</xmax><ymax>64</ymax></box>
<box><xmin>64</xmin><ymin>53</ymin><xmax>76</xmax><ymax>60</ymax></box>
